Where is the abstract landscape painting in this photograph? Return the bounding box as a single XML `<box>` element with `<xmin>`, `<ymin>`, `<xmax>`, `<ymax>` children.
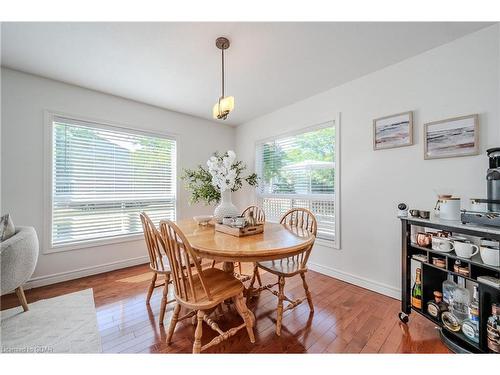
<box><xmin>424</xmin><ymin>114</ymin><xmax>479</xmax><ymax>159</ymax></box>
<box><xmin>373</xmin><ymin>111</ymin><xmax>413</xmax><ymax>150</ymax></box>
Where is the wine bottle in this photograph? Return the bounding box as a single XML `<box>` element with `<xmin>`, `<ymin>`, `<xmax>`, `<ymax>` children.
<box><xmin>411</xmin><ymin>268</ymin><xmax>422</xmax><ymax>309</ymax></box>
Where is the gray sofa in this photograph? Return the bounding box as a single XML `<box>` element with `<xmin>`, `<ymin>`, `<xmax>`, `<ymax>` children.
<box><xmin>1</xmin><ymin>226</ymin><xmax>39</xmax><ymax>311</ymax></box>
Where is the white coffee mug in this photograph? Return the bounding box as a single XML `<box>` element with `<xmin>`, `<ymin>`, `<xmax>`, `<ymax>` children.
<box><xmin>454</xmin><ymin>241</ymin><xmax>479</xmax><ymax>259</ymax></box>
<box><xmin>234</xmin><ymin>216</ymin><xmax>246</xmax><ymax>227</ymax></box>
<box><xmin>222</xmin><ymin>217</ymin><xmax>234</xmax><ymax>226</ymax></box>
<box><xmin>480</xmin><ymin>246</ymin><xmax>500</xmax><ymax>267</ymax></box>
<box><xmin>432</xmin><ymin>237</ymin><xmax>454</xmax><ymax>252</ymax></box>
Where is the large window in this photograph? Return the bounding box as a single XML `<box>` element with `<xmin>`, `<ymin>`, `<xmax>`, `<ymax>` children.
<box><xmin>256</xmin><ymin>122</ymin><xmax>336</xmax><ymax>242</ymax></box>
<box><xmin>50</xmin><ymin>115</ymin><xmax>176</xmax><ymax>248</ymax></box>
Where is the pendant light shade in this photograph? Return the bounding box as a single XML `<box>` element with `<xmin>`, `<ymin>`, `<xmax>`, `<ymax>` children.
<box><xmin>213</xmin><ymin>96</ymin><xmax>234</xmax><ymax>120</ymax></box>
<box><xmin>213</xmin><ymin>37</ymin><xmax>234</xmax><ymax>120</ymax></box>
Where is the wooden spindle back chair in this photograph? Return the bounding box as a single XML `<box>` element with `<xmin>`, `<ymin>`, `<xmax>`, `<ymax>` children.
<box><xmin>159</xmin><ymin>219</ymin><xmax>255</xmax><ymax>353</ymax></box>
<box><xmin>278</xmin><ymin>207</ymin><xmax>317</xmax><ymax>268</ymax></box>
<box><xmin>248</xmin><ymin>208</ymin><xmax>317</xmax><ymax>336</ymax></box>
<box><xmin>140</xmin><ymin>212</ymin><xmax>174</xmax><ymax>324</ymax></box>
<box><xmin>242</xmin><ymin>205</ymin><xmax>266</xmax><ymax>223</ymax></box>
<box><xmin>159</xmin><ymin>220</ymin><xmax>210</xmax><ymax>305</ymax></box>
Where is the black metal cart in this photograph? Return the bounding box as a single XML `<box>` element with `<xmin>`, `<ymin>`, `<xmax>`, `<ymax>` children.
<box><xmin>400</xmin><ymin>217</ymin><xmax>500</xmax><ymax>353</ymax></box>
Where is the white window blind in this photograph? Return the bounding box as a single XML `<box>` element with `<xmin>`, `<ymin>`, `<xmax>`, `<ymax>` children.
<box><xmin>256</xmin><ymin>123</ymin><xmax>335</xmax><ymax>241</ymax></box>
<box><xmin>51</xmin><ymin>116</ymin><xmax>176</xmax><ymax>247</ymax></box>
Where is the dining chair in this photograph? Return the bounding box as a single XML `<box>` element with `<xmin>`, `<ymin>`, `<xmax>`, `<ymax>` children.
<box><xmin>159</xmin><ymin>219</ymin><xmax>255</xmax><ymax>353</ymax></box>
<box><xmin>140</xmin><ymin>212</ymin><xmax>175</xmax><ymax>325</ymax></box>
<box><xmin>241</xmin><ymin>205</ymin><xmax>265</xmax><ymax>285</ymax></box>
<box><xmin>248</xmin><ymin>208</ymin><xmax>317</xmax><ymax>336</ymax></box>
<box><xmin>241</xmin><ymin>205</ymin><xmax>266</xmax><ymax>223</ymax></box>
<box><xmin>211</xmin><ymin>205</ymin><xmax>266</xmax><ymax>279</ymax></box>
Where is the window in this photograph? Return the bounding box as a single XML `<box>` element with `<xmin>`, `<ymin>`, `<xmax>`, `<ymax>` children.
<box><xmin>256</xmin><ymin>122</ymin><xmax>336</xmax><ymax>242</ymax></box>
<box><xmin>50</xmin><ymin>115</ymin><xmax>176</xmax><ymax>248</ymax></box>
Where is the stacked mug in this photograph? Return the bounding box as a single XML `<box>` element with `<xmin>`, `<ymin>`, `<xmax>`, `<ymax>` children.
<box><xmin>429</xmin><ymin>235</ymin><xmax>499</xmax><ymax>266</ymax></box>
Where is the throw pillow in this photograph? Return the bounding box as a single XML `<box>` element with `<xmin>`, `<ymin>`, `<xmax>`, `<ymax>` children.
<box><xmin>0</xmin><ymin>214</ymin><xmax>15</xmax><ymax>241</ymax></box>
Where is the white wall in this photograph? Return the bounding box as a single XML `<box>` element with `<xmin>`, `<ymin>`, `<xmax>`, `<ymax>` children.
<box><xmin>235</xmin><ymin>25</ymin><xmax>500</xmax><ymax>298</ymax></box>
<box><xmin>1</xmin><ymin>68</ymin><xmax>235</xmax><ymax>287</ymax></box>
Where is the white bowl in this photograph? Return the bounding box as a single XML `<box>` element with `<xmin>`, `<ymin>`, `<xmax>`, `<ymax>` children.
<box><xmin>193</xmin><ymin>215</ymin><xmax>213</xmax><ymax>225</ymax></box>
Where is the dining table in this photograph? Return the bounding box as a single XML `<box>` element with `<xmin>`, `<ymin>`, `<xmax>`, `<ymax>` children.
<box><xmin>174</xmin><ymin>219</ymin><xmax>316</xmax><ymax>275</ymax></box>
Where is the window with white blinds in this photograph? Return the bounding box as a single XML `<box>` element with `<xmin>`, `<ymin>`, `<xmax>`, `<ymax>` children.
<box><xmin>50</xmin><ymin>116</ymin><xmax>176</xmax><ymax>247</ymax></box>
<box><xmin>255</xmin><ymin>123</ymin><xmax>336</xmax><ymax>241</ymax></box>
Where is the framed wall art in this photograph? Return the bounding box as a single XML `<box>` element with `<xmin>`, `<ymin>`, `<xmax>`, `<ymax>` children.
<box><xmin>424</xmin><ymin>114</ymin><xmax>479</xmax><ymax>160</ymax></box>
<box><xmin>373</xmin><ymin>111</ymin><xmax>413</xmax><ymax>150</ymax></box>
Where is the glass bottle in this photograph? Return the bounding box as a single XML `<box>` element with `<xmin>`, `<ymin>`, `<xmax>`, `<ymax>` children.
<box><xmin>411</xmin><ymin>268</ymin><xmax>422</xmax><ymax>309</ymax></box>
<box><xmin>468</xmin><ymin>285</ymin><xmax>480</xmax><ymax>323</ymax></box>
<box><xmin>487</xmin><ymin>303</ymin><xmax>500</xmax><ymax>353</ymax></box>
<box><xmin>462</xmin><ymin>318</ymin><xmax>480</xmax><ymax>344</ymax></box>
<box><xmin>451</xmin><ymin>277</ymin><xmax>470</xmax><ymax>322</ymax></box>
<box><xmin>442</xmin><ymin>274</ymin><xmax>457</xmax><ymax>306</ymax></box>
<box><xmin>427</xmin><ymin>291</ymin><xmax>448</xmax><ymax>320</ymax></box>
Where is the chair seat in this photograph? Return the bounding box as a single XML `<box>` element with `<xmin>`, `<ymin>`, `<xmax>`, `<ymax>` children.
<box><xmin>151</xmin><ymin>255</ymin><xmax>204</xmax><ymax>274</ymax></box>
<box><xmin>257</xmin><ymin>259</ymin><xmax>307</xmax><ymax>277</ymax></box>
<box><xmin>150</xmin><ymin>255</ymin><xmax>172</xmax><ymax>274</ymax></box>
<box><xmin>176</xmin><ymin>268</ymin><xmax>243</xmax><ymax>310</ymax></box>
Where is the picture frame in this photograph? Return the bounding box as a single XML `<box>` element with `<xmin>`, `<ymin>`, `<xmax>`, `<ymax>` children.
<box><xmin>373</xmin><ymin>111</ymin><xmax>413</xmax><ymax>150</ymax></box>
<box><xmin>424</xmin><ymin>114</ymin><xmax>479</xmax><ymax>160</ymax></box>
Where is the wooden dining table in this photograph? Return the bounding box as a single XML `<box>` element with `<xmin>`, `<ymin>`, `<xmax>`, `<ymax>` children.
<box><xmin>175</xmin><ymin>219</ymin><xmax>315</xmax><ymax>274</ymax></box>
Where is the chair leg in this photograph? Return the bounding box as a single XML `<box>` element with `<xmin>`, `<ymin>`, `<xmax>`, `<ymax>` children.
<box><xmin>232</xmin><ymin>292</ymin><xmax>255</xmax><ymax>343</ymax></box>
<box><xmin>15</xmin><ymin>286</ymin><xmax>29</xmax><ymax>312</ymax></box>
<box><xmin>255</xmin><ymin>266</ymin><xmax>262</xmax><ymax>287</ymax></box>
<box><xmin>146</xmin><ymin>273</ymin><xmax>157</xmax><ymax>304</ymax></box>
<box><xmin>276</xmin><ymin>276</ymin><xmax>285</xmax><ymax>336</ymax></box>
<box><xmin>159</xmin><ymin>274</ymin><xmax>170</xmax><ymax>325</ymax></box>
<box><xmin>193</xmin><ymin>310</ymin><xmax>205</xmax><ymax>354</ymax></box>
<box><xmin>166</xmin><ymin>303</ymin><xmax>181</xmax><ymax>344</ymax></box>
<box><xmin>300</xmin><ymin>272</ymin><xmax>314</xmax><ymax>312</ymax></box>
<box><xmin>211</xmin><ymin>260</ymin><xmax>216</xmax><ymax>268</ymax></box>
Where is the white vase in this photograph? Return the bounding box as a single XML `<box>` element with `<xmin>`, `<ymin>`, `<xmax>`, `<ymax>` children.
<box><xmin>213</xmin><ymin>190</ymin><xmax>239</xmax><ymax>223</ymax></box>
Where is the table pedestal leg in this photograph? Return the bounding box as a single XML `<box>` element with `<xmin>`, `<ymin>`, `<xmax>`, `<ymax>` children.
<box><xmin>222</xmin><ymin>261</ymin><xmax>234</xmax><ymax>274</ymax></box>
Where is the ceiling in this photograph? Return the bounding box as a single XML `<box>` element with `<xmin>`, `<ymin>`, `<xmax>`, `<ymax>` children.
<box><xmin>1</xmin><ymin>22</ymin><xmax>493</xmax><ymax>125</ymax></box>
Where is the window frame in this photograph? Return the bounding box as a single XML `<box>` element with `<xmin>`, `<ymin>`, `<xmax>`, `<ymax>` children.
<box><xmin>43</xmin><ymin>110</ymin><xmax>179</xmax><ymax>254</ymax></box>
<box><xmin>254</xmin><ymin>116</ymin><xmax>341</xmax><ymax>249</ymax></box>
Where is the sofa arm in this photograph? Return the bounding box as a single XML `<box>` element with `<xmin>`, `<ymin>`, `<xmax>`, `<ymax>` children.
<box><xmin>1</xmin><ymin>226</ymin><xmax>39</xmax><ymax>295</ymax></box>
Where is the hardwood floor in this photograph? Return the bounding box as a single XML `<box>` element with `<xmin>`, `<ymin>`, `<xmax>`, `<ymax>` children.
<box><xmin>0</xmin><ymin>263</ymin><xmax>450</xmax><ymax>353</ymax></box>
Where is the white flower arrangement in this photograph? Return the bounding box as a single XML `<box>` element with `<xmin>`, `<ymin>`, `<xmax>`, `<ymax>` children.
<box><xmin>181</xmin><ymin>150</ymin><xmax>258</xmax><ymax>205</ymax></box>
<box><xmin>206</xmin><ymin>150</ymin><xmax>238</xmax><ymax>192</ymax></box>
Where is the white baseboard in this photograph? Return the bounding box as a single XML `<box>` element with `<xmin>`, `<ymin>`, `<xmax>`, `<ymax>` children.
<box><xmin>308</xmin><ymin>262</ymin><xmax>401</xmax><ymax>300</ymax></box>
<box><xmin>25</xmin><ymin>255</ymin><xmax>150</xmax><ymax>289</ymax></box>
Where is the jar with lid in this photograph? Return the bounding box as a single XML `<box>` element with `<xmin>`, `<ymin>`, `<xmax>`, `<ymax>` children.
<box><xmin>426</xmin><ymin>291</ymin><xmax>448</xmax><ymax>320</ymax></box>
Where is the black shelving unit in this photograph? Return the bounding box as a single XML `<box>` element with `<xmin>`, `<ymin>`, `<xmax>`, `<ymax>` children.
<box><xmin>400</xmin><ymin>217</ymin><xmax>500</xmax><ymax>354</ymax></box>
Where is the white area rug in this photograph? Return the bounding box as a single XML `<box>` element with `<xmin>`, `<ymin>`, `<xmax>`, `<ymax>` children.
<box><xmin>0</xmin><ymin>288</ymin><xmax>102</xmax><ymax>353</ymax></box>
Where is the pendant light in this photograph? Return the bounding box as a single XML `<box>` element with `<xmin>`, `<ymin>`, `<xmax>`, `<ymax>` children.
<box><xmin>212</xmin><ymin>37</ymin><xmax>234</xmax><ymax>120</ymax></box>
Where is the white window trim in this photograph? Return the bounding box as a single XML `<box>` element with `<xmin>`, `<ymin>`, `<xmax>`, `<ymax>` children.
<box><xmin>43</xmin><ymin>110</ymin><xmax>180</xmax><ymax>254</ymax></box>
<box><xmin>254</xmin><ymin>114</ymin><xmax>341</xmax><ymax>250</ymax></box>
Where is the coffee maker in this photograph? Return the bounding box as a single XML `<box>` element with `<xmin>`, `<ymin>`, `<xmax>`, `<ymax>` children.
<box><xmin>461</xmin><ymin>148</ymin><xmax>500</xmax><ymax>227</ymax></box>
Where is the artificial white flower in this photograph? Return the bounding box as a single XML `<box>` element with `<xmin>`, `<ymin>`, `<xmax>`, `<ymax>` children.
<box><xmin>206</xmin><ymin>150</ymin><xmax>243</xmax><ymax>192</ymax></box>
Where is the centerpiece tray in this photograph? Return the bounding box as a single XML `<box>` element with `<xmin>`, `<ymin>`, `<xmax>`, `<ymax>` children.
<box><xmin>215</xmin><ymin>223</ymin><xmax>264</xmax><ymax>237</ymax></box>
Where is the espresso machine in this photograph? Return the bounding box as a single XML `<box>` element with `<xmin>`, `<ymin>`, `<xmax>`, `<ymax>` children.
<box><xmin>461</xmin><ymin>148</ymin><xmax>500</xmax><ymax>227</ymax></box>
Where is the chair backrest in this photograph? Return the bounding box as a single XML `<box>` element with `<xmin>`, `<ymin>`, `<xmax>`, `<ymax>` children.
<box><xmin>242</xmin><ymin>205</ymin><xmax>266</xmax><ymax>223</ymax></box>
<box><xmin>140</xmin><ymin>212</ymin><xmax>169</xmax><ymax>273</ymax></box>
<box><xmin>279</xmin><ymin>208</ymin><xmax>317</xmax><ymax>268</ymax></box>
<box><xmin>159</xmin><ymin>220</ymin><xmax>212</xmax><ymax>303</ymax></box>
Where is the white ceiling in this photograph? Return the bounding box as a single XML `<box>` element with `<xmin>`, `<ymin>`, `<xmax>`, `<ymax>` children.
<box><xmin>1</xmin><ymin>22</ymin><xmax>493</xmax><ymax>125</ymax></box>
